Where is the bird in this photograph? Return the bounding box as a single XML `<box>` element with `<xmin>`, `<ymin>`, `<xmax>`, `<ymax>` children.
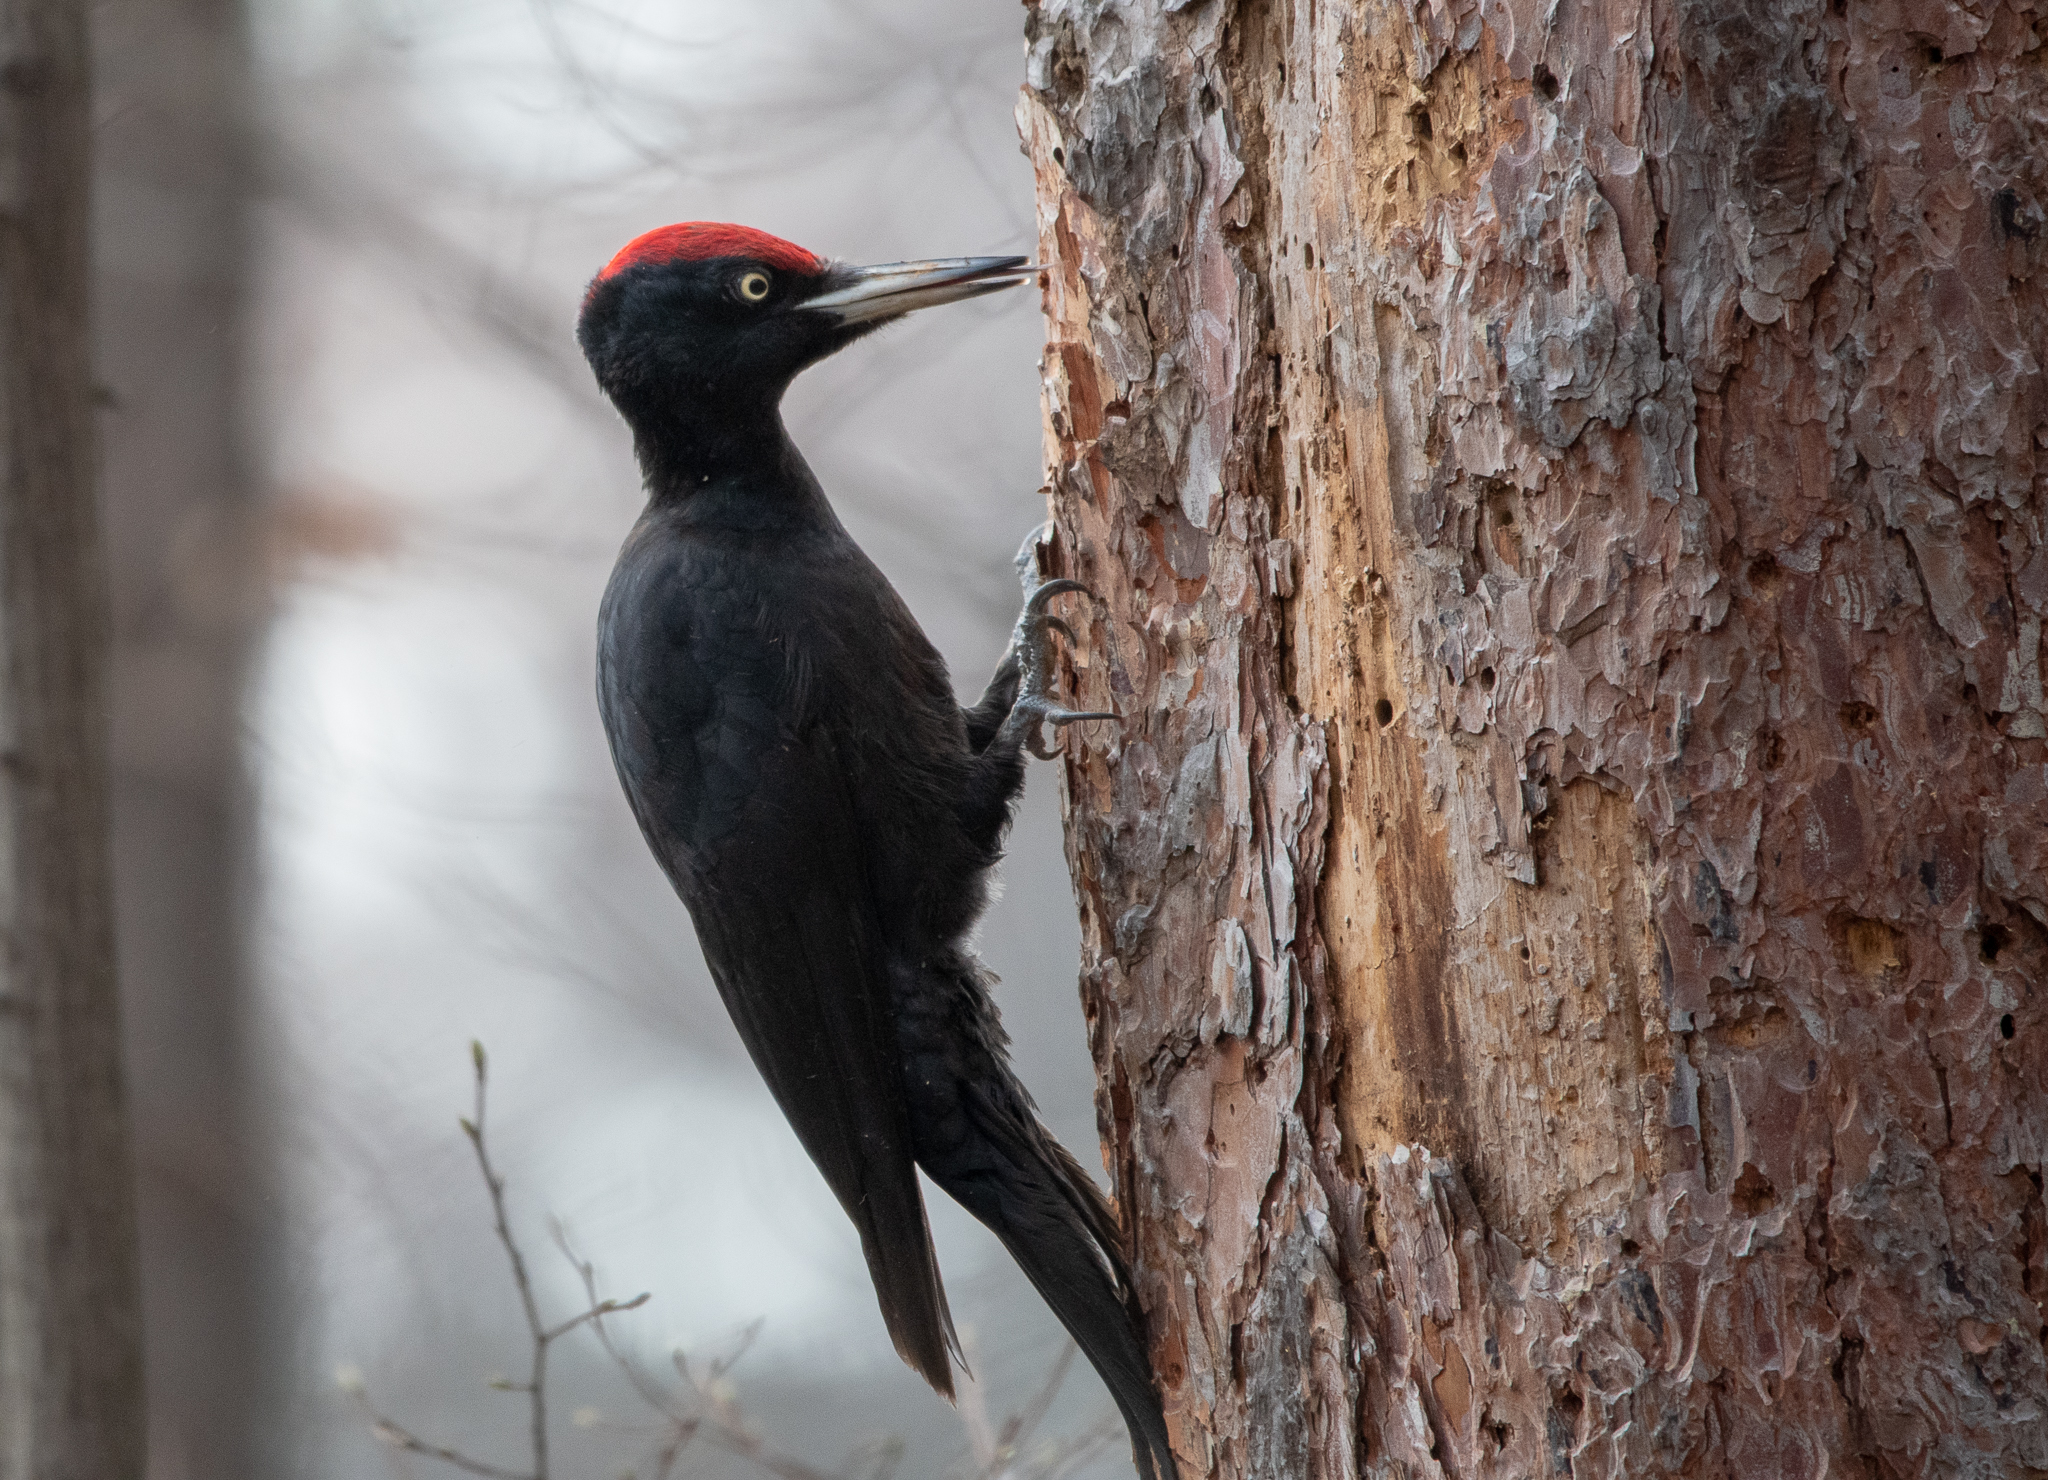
<box><xmin>577</xmin><ymin>221</ymin><xmax>1173</xmax><ymax>1480</ymax></box>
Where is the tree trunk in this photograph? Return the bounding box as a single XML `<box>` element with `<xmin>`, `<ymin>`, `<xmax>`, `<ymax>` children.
<box><xmin>92</xmin><ymin>0</ymin><xmax>267</xmax><ymax>1471</ymax></box>
<box><xmin>0</xmin><ymin>0</ymin><xmax>147</xmax><ymax>1475</ymax></box>
<box><xmin>1020</xmin><ymin>0</ymin><xmax>2048</xmax><ymax>1475</ymax></box>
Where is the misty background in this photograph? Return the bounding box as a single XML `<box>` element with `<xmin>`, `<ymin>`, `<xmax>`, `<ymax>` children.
<box><xmin>94</xmin><ymin>0</ymin><xmax>1123</xmax><ymax>1475</ymax></box>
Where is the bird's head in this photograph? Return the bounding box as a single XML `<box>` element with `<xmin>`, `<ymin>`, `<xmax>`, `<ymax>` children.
<box><xmin>577</xmin><ymin>222</ymin><xmax>1036</xmax><ymax>420</ymax></box>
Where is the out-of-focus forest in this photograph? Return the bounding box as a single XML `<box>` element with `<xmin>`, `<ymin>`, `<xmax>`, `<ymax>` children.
<box><xmin>96</xmin><ymin>1</ymin><xmax>1118</xmax><ymax>1475</ymax></box>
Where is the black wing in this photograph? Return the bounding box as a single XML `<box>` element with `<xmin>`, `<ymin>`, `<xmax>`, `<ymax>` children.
<box><xmin>598</xmin><ymin>534</ymin><xmax>958</xmax><ymax>1396</ymax></box>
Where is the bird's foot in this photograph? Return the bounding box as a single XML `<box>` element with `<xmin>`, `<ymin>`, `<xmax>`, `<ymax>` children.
<box><xmin>1005</xmin><ymin>577</ymin><xmax>1116</xmax><ymax>760</ymax></box>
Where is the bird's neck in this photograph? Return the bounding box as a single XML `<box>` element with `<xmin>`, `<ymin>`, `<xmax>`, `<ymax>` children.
<box><xmin>631</xmin><ymin>391</ymin><xmax>834</xmax><ymax>530</ymax></box>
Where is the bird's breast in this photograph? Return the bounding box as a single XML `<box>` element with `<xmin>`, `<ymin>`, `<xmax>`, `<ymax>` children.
<box><xmin>598</xmin><ymin>519</ymin><xmax>971</xmax><ymax>918</ymax></box>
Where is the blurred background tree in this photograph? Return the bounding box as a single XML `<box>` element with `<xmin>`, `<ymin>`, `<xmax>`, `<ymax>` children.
<box><xmin>0</xmin><ymin>0</ymin><xmax>145</xmax><ymax>1474</ymax></box>
<box><xmin>95</xmin><ymin>0</ymin><xmax>268</xmax><ymax>1473</ymax></box>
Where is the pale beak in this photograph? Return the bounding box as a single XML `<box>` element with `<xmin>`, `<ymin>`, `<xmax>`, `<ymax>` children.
<box><xmin>802</xmin><ymin>256</ymin><xmax>1041</xmax><ymax>325</ymax></box>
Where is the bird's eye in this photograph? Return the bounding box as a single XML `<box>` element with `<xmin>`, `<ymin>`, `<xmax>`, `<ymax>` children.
<box><xmin>737</xmin><ymin>270</ymin><xmax>772</xmax><ymax>302</ymax></box>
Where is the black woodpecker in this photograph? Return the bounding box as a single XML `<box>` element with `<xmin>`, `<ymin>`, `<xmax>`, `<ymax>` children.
<box><xmin>577</xmin><ymin>221</ymin><xmax>1173</xmax><ymax>1480</ymax></box>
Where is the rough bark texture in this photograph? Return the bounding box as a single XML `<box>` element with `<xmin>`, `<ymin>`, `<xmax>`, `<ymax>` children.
<box><xmin>1020</xmin><ymin>0</ymin><xmax>2048</xmax><ymax>1476</ymax></box>
<box><xmin>0</xmin><ymin>0</ymin><xmax>148</xmax><ymax>1475</ymax></box>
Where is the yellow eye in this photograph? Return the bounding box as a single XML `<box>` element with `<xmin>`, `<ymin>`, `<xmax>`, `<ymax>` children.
<box><xmin>737</xmin><ymin>271</ymin><xmax>772</xmax><ymax>302</ymax></box>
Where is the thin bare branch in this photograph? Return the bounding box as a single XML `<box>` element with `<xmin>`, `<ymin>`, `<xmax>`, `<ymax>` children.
<box><xmin>541</xmin><ymin>1290</ymin><xmax>650</xmax><ymax>1345</ymax></box>
<box><xmin>997</xmin><ymin>1341</ymin><xmax>1078</xmax><ymax>1457</ymax></box>
<box><xmin>557</xmin><ymin>1224</ymin><xmax>695</xmax><ymax>1426</ymax></box>
<box><xmin>352</xmin><ymin>1048</ymin><xmax>1116</xmax><ymax>1480</ymax></box>
<box><xmin>955</xmin><ymin>1328</ymin><xmax>999</xmax><ymax>1470</ymax></box>
<box><xmin>704</xmin><ymin>1320</ymin><xmax>764</xmax><ymax>1382</ymax></box>
<box><xmin>461</xmin><ymin>1041</ymin><xmax>553</xmax><ymax>1479</ymax></box>
<box><xmin>352</xmin><ymin>1395</ymin><xmax>534</xmax><ymax>1480</ymax></box>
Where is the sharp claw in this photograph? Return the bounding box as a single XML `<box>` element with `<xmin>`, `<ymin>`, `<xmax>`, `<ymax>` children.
<box><xmin>1001</xmin><ymin>562</ymin><xmax>1117</xmax><ymax>759</ymax></box>
<box><xmin>1024</xmin><ymin>577</ymin><xmax>1092</xmax><ymax>616</ymax></box>
<box><xmin>1009</xmin><ymin>695</ymin><xmax>1118</xmax><ymax>759</ymax></box>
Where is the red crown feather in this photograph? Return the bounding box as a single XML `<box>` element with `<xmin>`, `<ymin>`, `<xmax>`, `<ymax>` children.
<box><xmin>597</xmin><ymin>223</ymin><xmax>824</xmax><ymax>283</ymax></box>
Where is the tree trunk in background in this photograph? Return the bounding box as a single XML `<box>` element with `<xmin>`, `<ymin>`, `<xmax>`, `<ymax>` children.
<box><xmin>0</xmin><ymin>0</ymin><xmax>148</xmax><ymax>1474</ymax></box>
<box><xmin>94</xmin><ymin>0</ymin><xmax>266</xmax><ymax>1474</ymax></box>
<box><xmin>1022</xmin><ymin>0</ymin><xmax>2048</xmax><ymax>1475</ymax></box>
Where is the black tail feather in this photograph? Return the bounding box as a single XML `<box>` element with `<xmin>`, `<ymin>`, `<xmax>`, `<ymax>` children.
<box><xmin>922</xmin><ymin>1086</ymin><xmax>1172</xmax><ymax>1478</ymax></box>
<box><xmin>850</xmin><ymin>1185</ymin><xmax>960</xmax><ymax>1401</ymax></box>
<box><xmin>896</xmin><ymin>959</ymin><xmax>1173</xmax><ymax>1479</ymax></box>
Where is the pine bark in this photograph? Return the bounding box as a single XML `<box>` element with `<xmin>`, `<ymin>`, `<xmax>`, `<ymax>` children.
<box><xmin>1020</xmin><ymin>1</ymin><xmax>2048</xmax><ymax>1476</ymax></box>
<box><xmin>0</xmin><ymin>0</ymin><xmax>147</xmax><ymax>1475</ymax></box>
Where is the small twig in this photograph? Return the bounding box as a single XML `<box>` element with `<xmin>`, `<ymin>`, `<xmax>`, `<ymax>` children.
<box><xmin>704</xmin><ymin>1320</ymin><xmax>763</xmax><ymax>1382</ymax></box>
<box><xmin>559</xmin><ymin>1222</ymin><xmax>856</xmax><ymax>1480</ymax></box>
<box><xmin>460</xmin><ymin>1041</ymin><xmax>554</xmax><ymax>1479</ymax></box>
<box><xmin>557</xmin><ymin>1224</ymin><xmax>695</xmax><ymax>1426</ymax></box>
<box><xmin>542</xmin><ymin>1290</ymin><xmax>650</xmax><ymax>1345</ymax></box>
<box><xmin>840</xmin><ymin>1435</ymin><xmax>906</xmax><ymax>1480</ymax></box>
<box><xmin>955</xmin><ymin>1328</ymin><xmax>999</xmax><ymax>1470</ymax></box>
<box><xmin>647</xmin><ymin>1430</ymin><xmax>693</xmax><ymax>1480</ymax></box>
<box><xmin>348</xmin><ymin>1393</ymin><xmax>533</xmax><ymax>1480</ymax></box>
<box><xmin>996</xmin><ymin>1342</ymin><xmax>1078</xmax><ymax>1458</ymax></box>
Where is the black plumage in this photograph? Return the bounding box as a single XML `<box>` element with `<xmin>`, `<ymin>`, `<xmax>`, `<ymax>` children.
<box><xmin>578</xmin><ymin>222</ymin><xmax>1172</xmax><ymax>1479</ymax></box>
